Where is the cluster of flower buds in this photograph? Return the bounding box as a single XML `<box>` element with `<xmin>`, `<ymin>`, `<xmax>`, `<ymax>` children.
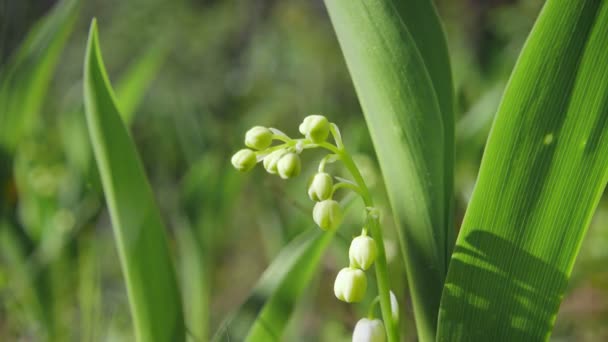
<box><xmin>231</xmin><ymin>115</ymin><xmax>395</xmax><ymax>341</ymax></box>
<box><xmin>231</xmin><ymin>114</ymin><xmax>345</xmax><ymax>232</ymax></box>
<box><xmin>231</xmin><ymin>124</ymin><xmax>302</xmax><ymax>179</ymax></box>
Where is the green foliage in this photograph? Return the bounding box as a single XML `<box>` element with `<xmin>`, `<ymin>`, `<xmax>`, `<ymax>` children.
<box><xmin>213</xmin><ymin>228</ymin><xmax>335</xmax><ymax>341</ymax></box>
<box><xmin>438</xmin><ymin>1</ymin><xmax>608</xmax><ymax>340</ymax></box>
<box><xmin>83</xmin><ymin>20</ymin><xmax>184</xmax><ymax>342</ymax></box>
<box><xmin>0</xmin><ymin>0</ymin><xmax>79</xmax><ymax>151</ymax></box>
<box><xmin>324</xmin><ymin>1</ymin><xmax>453</xmax><ymax>340</ymax></box>
<box><xmin>3</xmin><ymin>0</ymin><xmax>608</xmax><ymax>340</ymax></box>
<box><xmin>392</xmin><ymin>0</ymin><xmax>455</xmax><ymax>242</ymax></box>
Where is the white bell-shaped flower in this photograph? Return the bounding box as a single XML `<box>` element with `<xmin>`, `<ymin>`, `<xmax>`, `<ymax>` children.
<box><xmin>349</xmin><ymin>234</ymin><xmax>378</xmax><ymax>270</ymax></box>
<box><xmin>334</xmin><ymin>267</ymin><xmax>367</xmax><ymax>303</ymax></box>
<box><xmin>307</xmin><ymin>172</ymin><xmax>333</xmax><ymax>201</ymax></box>
<box><xmin>352</xmin><ymin>318</ymin><xmax>386</xmax><ymax>342</ymax></box>
<box><xmin>312</xmin><ymin>199</ymin><xmax>343</xmax><ymax>230</ymax></box>
<box><xmin>277</xmin><ymin>152</ymin><xmax>301</xmax><ymax>179</ymax></box>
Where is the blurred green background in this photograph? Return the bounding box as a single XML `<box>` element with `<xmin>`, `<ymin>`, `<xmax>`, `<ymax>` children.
<box><xmin>0</xmin><ymin>0</ymin><xmax>606</xmax><ymax>340</ymax></box>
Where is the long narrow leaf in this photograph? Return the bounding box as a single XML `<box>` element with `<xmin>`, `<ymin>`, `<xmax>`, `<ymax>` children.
<box><xmin>83</xmin><ymin>20</ymin><xmax>184</xmax><ymax>342</ymax></box>
<box><xmin>212</xmin><ymin>228</ymin><xmax>334</xmax><ymax>341</ymax></box>
<box><xmin>115</xmin><ymin>40</ymin><xmax>168</xmax><ymax>124</ymax></box>
<box><xmin>324</xmin><ymin>1</ymin><xmax>450</xmax><ymax>340</ymax></box>
<box><xmin>391</xmin><ymin>0</ymin><xmax>455</xmax><ymax>241</ymax></box>
<box><xmin>439</xmin><ymin>1</ymin><xmax>608</xmax><ymax>340</ymax></box>
<box><xmin>0</xmin><ymin>0</ymin><xmax>79</xmax><ymax>150</ymax></box>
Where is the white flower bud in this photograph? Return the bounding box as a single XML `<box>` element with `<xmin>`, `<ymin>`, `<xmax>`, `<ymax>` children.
<box><xmin>312</xmin><ymin>200</ymin><xmax>343</xmax><ymax>230</ymax></box>
<box><xmin>349</xmin><ymin>235</ymin><xmax>378</xmax><ymax>270</ymax></box>
<box><xmin>299</xmin><ymin>115</ymin><xmax>330</xmax><ymax>143</ymax></box>
<box><xmin>277</xmin><ymin>152</ymin><xmax>301</xmax><ymax>179</ymax></box>
<box><xmin>245</xmin><ymin>126</ymin><xmax>273</xmax><ymax>150</ymax></box>
<box><xmin>334</xmin><ymin>267</ymin><xmax>367</xmax><ymax>303</ymax></box>
<box><xmin>390</xmin><ymin>291</ymin><xmax>399</xmax><ymax>322</ymax></box>
<box><xmin>307</xmin><ymin>172</ymin><xmax>333</xmax><ymax>201</ymax></box>
<box><xmin>263</xmin><ymin>149</ymin><xmax>287</xmax><ymax>174</ymax></box>
<box><xmin>231</xmin><ymin>149</ymin><xmax>257</xmax><ymax>172</ymax></box>
<box><xmin>352</xmin><ymin>318</ymin><xmax>386</xmax><ymax>342</ymax></box>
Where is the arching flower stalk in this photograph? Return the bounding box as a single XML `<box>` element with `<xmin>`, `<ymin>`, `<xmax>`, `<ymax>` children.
<box><xmin>231</xmin><ymin>115</ymin><xmax>399</xmax><ymax>342</ymax></box>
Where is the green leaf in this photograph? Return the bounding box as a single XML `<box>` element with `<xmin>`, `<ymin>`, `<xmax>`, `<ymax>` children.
<box><xmin>61</xmin><ymin>40</ymin><xmax>169</xmax><ymax>176</ymax></box>
<box><xmin>391</xmin><ymin>0</ymin><xmax>455</xmax><ymax>240</ymax></box>
<box><xmin>438</xmin><ymin>1</ymin><xmax>608</xmax><ymax>340</ymax></box>
<box><xmin>115</xmin><ymin>40</ymin><xmax>168</xmax><ymax>124</ymax></box>
<box><xmin>324</xmin><ymin>1</ymin><xmax>453</xmax><ymax>340</ymax></box>
<box><xmin>0</xmin><ymin>0</ymin><xmax>79</xmax><ymax>150</ymax></box>
<box><xmin>212</xmin><ymin>228</ymin><xmax>334</xmax><ymax>342</ymax></box>
<box><xmin>83</xmin><ymin>19</ymin><xmax>184</xmax><ymax>342</ymax></box>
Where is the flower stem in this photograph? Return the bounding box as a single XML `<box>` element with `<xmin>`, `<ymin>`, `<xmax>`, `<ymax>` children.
<box><xmin>338</xmin><ymin>149</ymin><xmax>399</xmax><ymax>342</ymax></box>
<box><xmin>368</xmin><ymin>296</ymin><xmax>381</xmax><ymax>319</ymax></box>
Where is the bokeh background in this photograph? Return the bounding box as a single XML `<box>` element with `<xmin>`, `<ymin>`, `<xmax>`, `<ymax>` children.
<box><xmin>1</xmin><ymin>0</ymin><xmax>607</xmax><ymax>340</ymax></box>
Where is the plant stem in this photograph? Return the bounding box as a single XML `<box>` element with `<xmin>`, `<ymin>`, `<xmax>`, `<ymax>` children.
<box><xmin>338</xmin><ymin>149</ymin><xmax>399</xmax><ymax>342</ymax></box>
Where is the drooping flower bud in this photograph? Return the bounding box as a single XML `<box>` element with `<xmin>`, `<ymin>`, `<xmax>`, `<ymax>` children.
<box><xmin>390</xmin><ymin>291</ymin><xmax>399</xmax><ymax>322</ymax></box>
<box><xmin>349</xmin><ymin>234</ymin><xmax>378</xmax><ymax>270</ymax></box>
<box><xmin>263</xmin><ymin>149</ymin><xmax>287</xmax><ymax>174</ymax></box>
<box><xmin>245</xmin><ymin>126</ymin><xmax>273</xmax><ymax>150</ymax></box>
<box><xmin>352</xmin><ymin>318</ymin><xmax>386</xmax><ymax>342</ymax></box>
<box><xmin>231</xmin><ymin>149</ymin><xmax>257</xmax><ymax>172</ymax></box>
<box><xmin>334</xmin><ymin>267</ymin><xmax>367</xmax><ymax>303</ymax></box>
<box><xmin>312</xmin><ymin>200</ymin><xmax>343</xmax><ymax>230</ymax></box>
<box><xmin>277</xmin><ymin>152</ymin><xmax>301</xmax><ymax>179</ymax></box>
<box><xmin>299</xmin><ymin>115</ymin><xmax>330</xmax><ymax>143</ymax></box>
<box><xmin>307</xmin><ymin>172</ymin><xmax>333</xmax><ymax>201</ymax></box>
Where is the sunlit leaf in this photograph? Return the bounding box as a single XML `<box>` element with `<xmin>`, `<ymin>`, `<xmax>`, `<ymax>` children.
<box><xmin>439</xmin><ymin>2</ymin><xmax>608</xmax><ymax>340</ymax></box>
<box><xmin>324</xmin><ymin>1</ymin><xmax>453</xmax><ymax>340</ymax></box>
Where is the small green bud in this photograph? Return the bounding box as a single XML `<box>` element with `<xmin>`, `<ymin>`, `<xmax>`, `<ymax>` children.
<box><xmin>334</xmin><ymin>267</ymin><xmax>367</xmax><ymax>303</ymax></box>
<box><xmin>349</xmin><ymin>234</ymin><xmax>378</xmax><ymax>270</ymax></box>
<box><xmin>263</xmin><ymin>149</ymin><xmax>287</xmax><ymax>174</ymax></box>
<box><xmin>277</xmin><ymin>152</ymin><xmax>301</xmax><ymax>179</ymax></box>
<box><xmin>312</xmin><ymin>200</ymin><xmax>343</xmax><ymax>230</ymax></box>
<box><xmin>307</xmin><ymin>172</ymin><xmax>333</xmax><ymax>201</ymax></box>
<box><xmin>231</xmin><ymin>149</ymin><xmax>257</xmax><ymax>172</ymax></box>
<box><xmin>245</xmin><ymin>126</ymin><xmax>273</xmax><ymax>150</ymax></box>
<box><xmin>299</xmin><ymin>115</ymin><xmax>330</xmax><ymax>143</ymax></box>
<box><xmin>353</xmin><ymin>318</ymin><xmax>386</xmax><ymax>342</ymax></box>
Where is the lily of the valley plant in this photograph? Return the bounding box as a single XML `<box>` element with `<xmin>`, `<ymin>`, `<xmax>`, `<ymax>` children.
<box><xmin>232</xmin><ymin>115</ymin><xmax>398</xmax><ymax>341</ymax></box>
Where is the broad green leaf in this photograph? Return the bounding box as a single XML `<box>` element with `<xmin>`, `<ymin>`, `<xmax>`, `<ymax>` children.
<box><xmin>0</xmin><ymin>0</ymin><xmax>79</xmax><ymax>150</ymax></box>
<box><xmin>212</xmin><ymin>228</ymin><xmax>335</xmax><ymax>342</ymax></box>
<box><xmin>391</xmin><ymin>0</ymin><xmax>455</xmax><ymax>240</ymax></box>
<box><xmin>83</xmin><ymin>20</ymin><xmax>184</xmax><ymax>342</ymax></box>
<box><xmin>439</xmin><ymin>1</ymin><xmax>608</xmax><ymax>341</ymax></box>
<box><xmin>324</xmin><ymin>1</ymin><xmax>452</xmax><ymax>340</ymax></box>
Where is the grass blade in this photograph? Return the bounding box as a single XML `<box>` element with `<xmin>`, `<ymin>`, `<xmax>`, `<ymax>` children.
<box><xmin>212</xmin><ymin>228</ymin><xmax>334</xmax><ymax>341</ymax></box>
<box><xmin>324</xmin><ymin>1</ymin><xmax>451</xmax><ymax>339</ymax></box>
<box><xmin>83</xmin><ymin>19</ymin><xmax>184</xmax><ymax>342</ymax></box>
<box><xmin>0</xmin><ymin>0</ymin><xmax>79</xmax><ymax>150</ymax></box>
<box><xmin>115</xmin><ymin>40</ymin><xmax>168</xmax><ymax>124</ymax></box>
<box><xmin>438</xmin><ymin>1</ymin><xmax>608</xmax><ymax>340</ymax></box>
